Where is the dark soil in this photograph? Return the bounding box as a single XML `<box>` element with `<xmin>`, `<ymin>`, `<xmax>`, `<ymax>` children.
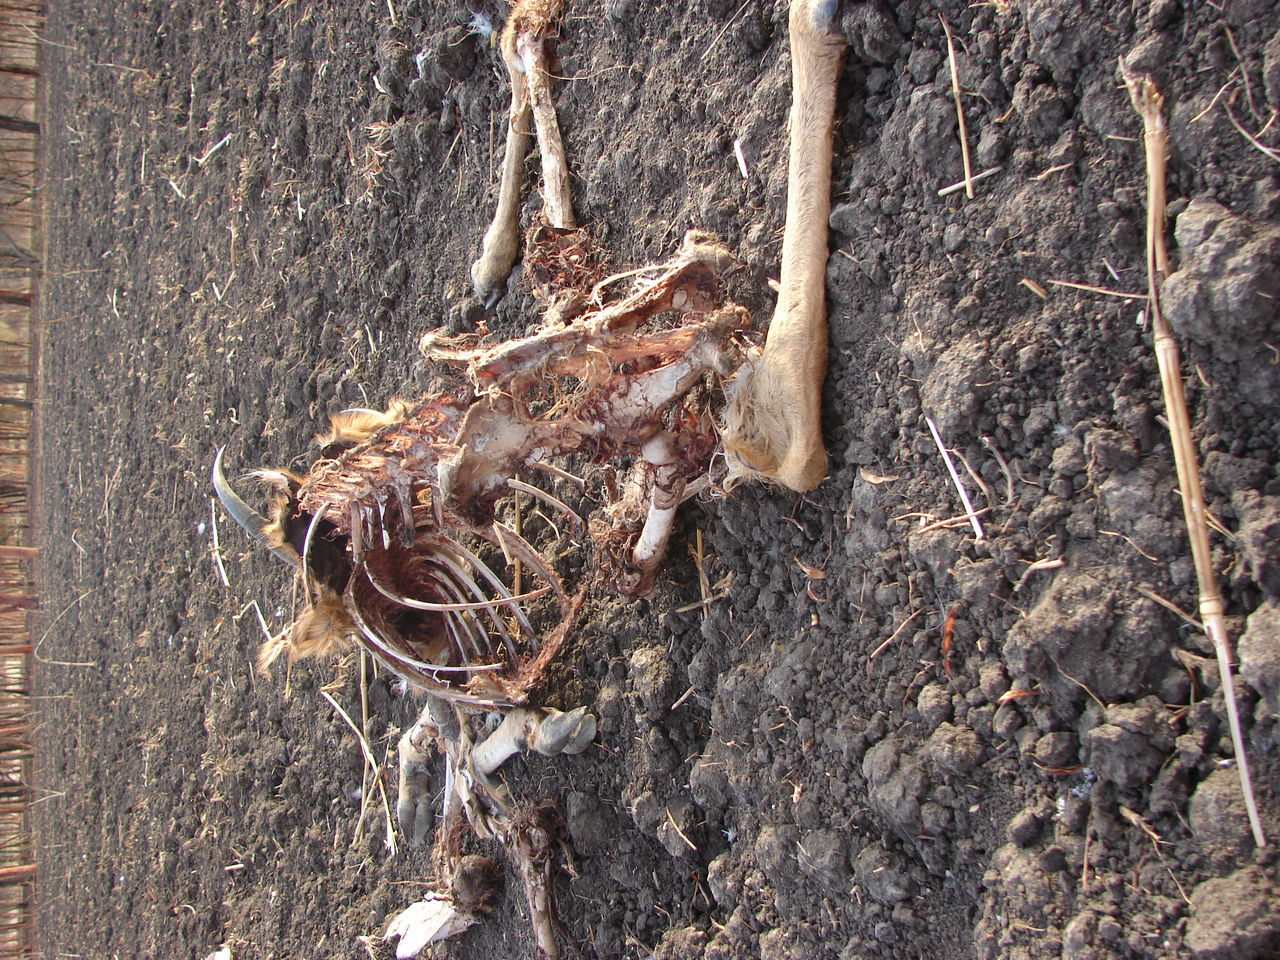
<box><xmin>33</xmin><ymin>1</ymin><xmax>1280</xmax><ymax>958</ymax></box>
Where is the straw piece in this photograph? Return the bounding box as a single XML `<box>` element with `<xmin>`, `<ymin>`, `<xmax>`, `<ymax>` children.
<box><xmin>1122</xmin><ymin>63</ymin><xmax>1265</xmax><ymax>848</ymax></box>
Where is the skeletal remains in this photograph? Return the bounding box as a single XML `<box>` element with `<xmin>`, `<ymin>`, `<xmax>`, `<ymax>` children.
<box><xmin>213</xmin><ymin>1</ymin><xmax>847</xmax><ymax>955</ymax></box>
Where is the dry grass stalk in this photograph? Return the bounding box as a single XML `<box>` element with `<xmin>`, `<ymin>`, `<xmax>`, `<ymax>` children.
<box><xmin>321</xmin><ymin>690</ymin><xmax>398</xmax><ymax>855</ymax></box>
<box><xmin>1045</xmin><ymin>278</ymin><xmax>1148</xmax><ymax>300</ymax></box>
<box><xmin>1019</xmin><ymin>277</ymin><xmax>1049</xmax><ymax>299</ymax></box>
<box><xmin>209</xmin><ymin>499</ymin><xmax>230</xmax><ymax>588</ymax></box>
<box><xmin>867</xmin><ymin>607</ymin><xmax>925</xmax><ymax>670</ymax></box>
<box><xmin>1122</xmin><ymin>64</ymin><xmax>1265</xmax><ymax>848</ymax></box>
<box><xmin>925</xmin><ymin>416</ymin><xmax>985</xmax><ymax>540</ymax></box>
<box><xmin>1222</xmin><ymin>94</ymin><xmax>1280</xmax><ymax>165</ymax></box>
<box><xmin>1012</xmin><ymin>556</ymin><xmax>1063</xmax><ymax>593</ymax></box>
<box><xmin>938</xmin><ymin>165</ymin><xmax>1000</xmax><ymax>197</ymax></box>
<box><xmin>1135</xmin><ymin>585</ymin><xmax>1202</xmax><ymax>629</ymax></box>
<box><xmin>939</xmin><ymin>15</ymin><xmax>974</xmax><ymax>199</ymax></box>
<box><xmin>693</xmin><ymin>528</ymin><xmax>710</xmax><ymax>621</ymax></box>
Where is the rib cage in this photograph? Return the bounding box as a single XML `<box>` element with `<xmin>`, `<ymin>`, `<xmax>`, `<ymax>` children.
<box><xmin>221</xmin><ymin>231</ymin><xmax>747</xmax><ymax>706</ymax></box>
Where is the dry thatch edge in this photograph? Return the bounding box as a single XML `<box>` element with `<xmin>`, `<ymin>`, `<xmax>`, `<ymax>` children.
<box><xmin>1122</xmin><ymin>63</ymin><xmax>1266</xmax><ymax>848</ymax></box>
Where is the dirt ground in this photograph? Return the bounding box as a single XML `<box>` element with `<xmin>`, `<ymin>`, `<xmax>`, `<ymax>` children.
<box><xmin>31</xmin><ymin>1</ymin><xmax>1280</xmax><ymax>958</ymax></box>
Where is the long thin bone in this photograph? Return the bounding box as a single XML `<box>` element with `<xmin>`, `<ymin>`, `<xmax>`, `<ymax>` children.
<box><xmin>363</xmin><ymin>564</ymin><xmax>552</xmax><ymax>613</ymax></box>
<box><xmin>723</xmin><ymin>0</ymin><xmax>847</xmax><ymax>492</ymax></box>
<box><xmin>349</xmin><ymin>502</ymin><xmax>365</xmax><ymax>564</ymax></box>
<box><xmin>507</xmin><ymin>479</ymin><xmax>582</xmax><ymax>526</ymax></box>
<box><xmin>516</xmin><ymin>29</ymin><xmax>575</xmax><ymax>230</ymax></box>
<box><xmin>429</xmin><ymin>569</ymin><xmax>511</xmax><ymax>663</ymax></box>
<box><xmin>439</xmin><ymin>605</ymin><xmax>484</xmax><ymax>669</ymax></box>
<box><xmin>427</xmin><ymin>547</ymin><xmax>528</xmax><ymax>663</ymax></box>
<box><xmin>432</xmin><ymin>565</ymin><xmax>519</xmax><ymax>659</ymax></box>
<box><xmin>344</xmin><ymin>586</ymin><xmax>510</xmax><ymax>708</ymax></box>
<box><xmin>422</xmin><ymin>532</ymin><xmax>543</xmax><ymax>638</ymax></box>
<box><xmin>346</xmin><ymin>587</ymin><xmax>498</xmax><ymax>676</ymax></box>
<box><xmin>487</xmin><ymin>520</ymin><xmax>566</xmax><ymax>614</ymax></box>
<box><xmin>469</xmin><ymin>0</ymin><xmax>571</xmax><ymax>307</ymax></box>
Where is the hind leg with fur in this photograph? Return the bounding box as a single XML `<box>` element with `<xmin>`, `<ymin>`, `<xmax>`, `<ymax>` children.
<box><xmin>723</xmin><ymin>0</ymin><xmax>846</xmax><ymax>492</ymax></box>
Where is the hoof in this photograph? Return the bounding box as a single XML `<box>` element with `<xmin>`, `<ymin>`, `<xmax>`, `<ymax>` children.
<box><xmin>470</xmin><ymin>261</ymin><xmax>505</xmax><ymax>310</ymax></box>
<box><xmin>531</xmin><ymin>706</ymin><xmax>596</xmax><ymax>756</ymax></box>
<box><xmin>396</xmin><ymin>723</ymin><xmax>437</xmax><ymax>847</ymax></box>
<box><xmin>797</xmin><ymin>0</ymin><xmax>840</xmax><ymax>33</ymax></box>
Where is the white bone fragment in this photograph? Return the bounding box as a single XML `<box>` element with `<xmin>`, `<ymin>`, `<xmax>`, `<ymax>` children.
<box><xmin>517</xmin><ymin>31</ymin><xmax>575</xmax><ymax>230</ymax></box>
<box><xmin>382</xmin><ymin>895</ymin><xmax>479</xmax><ymax>958</ymax></box>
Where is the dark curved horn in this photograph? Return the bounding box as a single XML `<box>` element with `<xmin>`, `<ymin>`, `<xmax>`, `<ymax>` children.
<box><xmin>212</xmin><ymin>446</ymin><xmax>300</xmax><ymax>568</ymax></box>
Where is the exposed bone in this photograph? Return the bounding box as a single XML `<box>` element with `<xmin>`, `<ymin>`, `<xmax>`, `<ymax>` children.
<box><xmin>722</xmin><ymin>0</ymin><xmax>847</xmax><ymax>492</ymax></box>
<box><xmin>470</xmin><ymin>0</ymin><xmax>571</xmax><ymax>307</ymax></box>
<box><xmin>630</xmin><ymin>433</ymin><xmax>689</xmax><ymax>579</ymax></box>
<box><xmin>344</xmin><ymin>587</ymin><xmax>510</xmax><ymax>708</ymax></box>
<box><xmin>631</xmin><ymin>500</ymin><xmax>680</xmax><ymax>579</ymax></box>
<box><xmin>507</xmin><ymin>478</ymin><xmax>583</xmax><ymax>526</ymax></box>
<box><xmin>378</xmin><ymin>894</ymin><xmax>480</xmax><ymax>958</ymax></box>
<box><xmin>427</xmin><ymin>563</ymin><xmax>520</xmax><ymax>663</ymax></box>
<box><xmin>528</xmin><ymin>459</ymin><xmax>586</xmax><ymax>490</ymax></box>
<box><xmin>471</xmin><ymin>705</ymin><xmax>595</xmax><ymax>777</ymax></box>
<box><xmin>364</xmin><ymin>563</ymin><xmax>552</xmax><ymax>614</ymax></box>
<box><xmin>517</xmin><ymin>29</ymin><xmax>575</xmax><ymax>230</ymax></box>
<box><xmin>509</xmin><ymin>804</ymin><xmax>562</xmax><ymax>960</ymax></box>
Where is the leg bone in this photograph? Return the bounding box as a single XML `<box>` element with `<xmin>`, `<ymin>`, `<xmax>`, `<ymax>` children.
<box><xmin>630</xmin><ymin>433</ymin><xmax>689</xmax><ymax>582</ymax></box>
<box><xmin>516</xmin><ymin>30</ymin><xmax>575</xmax><ymax>230</ymax></box>
<box><xmin>396</xmin><ymin>697</ymin><xmax>460</xmax><ymax>847</ymax></box>
<box><xmin>396</xmin><ymin>720</ymin><xmax>435</xmax><ymax>847</ymax></box>
<box><xmin>470</xmin><ymin>23</ymin><xmax>534</xmax><ymax>307</ymax></box>
<box><xmin>471</xmin><ymin>705</ymin><xmax>596</xmax><ymax>777</ymax></box>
